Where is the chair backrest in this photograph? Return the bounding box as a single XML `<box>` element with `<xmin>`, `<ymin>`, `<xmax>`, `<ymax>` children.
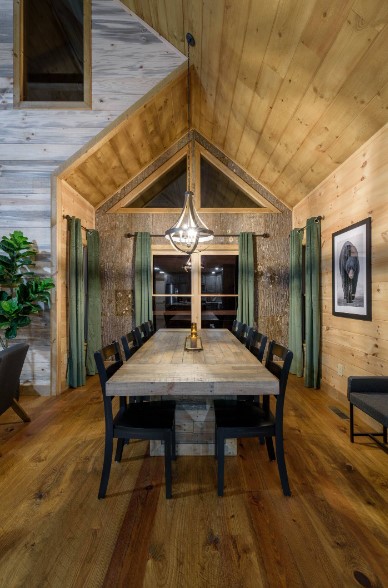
<box><xmin>0</xmin><ymin>343</ymin><xmax>29</xmax><ymax>416</ymax></box>
<box><xmin>140</xmin><ymin>322</ymin><xmax>151</xmax><ymax>341</ymax></box>
<box><xmin>238</xmin><ymin>324</ymin><xmax>250</xmax><ymax>344</ymax></box>
<box><xmin>249</xmin><ymin>331</ymin><xmax>268</xmax><ymax>362</ymax></box>
<box><xmin>231</xmin><ymin>320</ymin><xmax>244</xmax><ymax>339</ymax></box>
<box><xmin>132</xmin><ymin>327</ymin><xmax>143</xmax><ymax>348</ymax></box>
<box><xmin>145</xmin><ymin>319</ymin><xmax>155</xmax><ymax>336</ymax></box>
<box><xmin>265</xmin><ymin>341</ymin><xmax>293</xmax><ymax>396</ymax></box>
<box><xmin>121</xmin><ymin>332</ymin><xmax>138</xmax><ymax>361</ymax></box>
<box><xmin>244</xmin><ymin>326</ymin><xmax>254</xmax><ymax>348</ymax></box>
<box><xmin>94</xmin><ymin>342</ymin><xmax>123</xmax><ymax>392</ymax></box>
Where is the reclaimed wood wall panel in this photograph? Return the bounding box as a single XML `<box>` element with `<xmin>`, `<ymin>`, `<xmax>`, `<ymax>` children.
<box><xmin>122</xmin><ymin>0</ymin><xmax>388</xmax><ymax>208</ymax></box>
<box><xmin>0</xmin><ymin>0</ymin><xmax>184</xmax><ymax>395</ymax></box>
<box><xmin>293</xmin><ymin>123</ymin><xmax>388</xmax><ymax>400</ymax></box>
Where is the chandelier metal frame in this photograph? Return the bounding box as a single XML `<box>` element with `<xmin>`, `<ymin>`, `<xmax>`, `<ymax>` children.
<box><xmin>164</xmin><ymin>33</ymin><xmax>214</xmax><ymax>254</ymax></box>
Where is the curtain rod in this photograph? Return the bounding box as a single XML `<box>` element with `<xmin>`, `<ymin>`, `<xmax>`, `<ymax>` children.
<box><xmin>63</xmin><ymin>215</ymin><xmax>93</xmax><ymax>232</ymax></box>
<box><xmin>297</xmin><ymin>216</ymin><xmax>324</xmax><ymax>231</ymax></box>
<box><xmin>124</xmin><ymin>232</ymin><xmax>270</xmax><ymax>238</ymax></box>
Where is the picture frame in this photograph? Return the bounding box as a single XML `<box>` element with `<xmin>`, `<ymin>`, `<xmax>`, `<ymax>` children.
<box><xmin>332</xmin><ymin>217</ymin><xmax>371</xmax><ymax>320</ymax></box>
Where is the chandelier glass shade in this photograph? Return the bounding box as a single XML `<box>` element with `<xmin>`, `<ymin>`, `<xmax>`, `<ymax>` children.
<box><xmin>165</xmin><ymin>190</ymin><xmax>214</xmax><ymax>254</ymax></box>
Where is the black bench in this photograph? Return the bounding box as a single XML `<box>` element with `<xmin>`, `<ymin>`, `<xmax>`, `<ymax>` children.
<box><xmin>347</xmin><ymin>376</ymin><xmax>388</xmax><ymax>451</ymax></box>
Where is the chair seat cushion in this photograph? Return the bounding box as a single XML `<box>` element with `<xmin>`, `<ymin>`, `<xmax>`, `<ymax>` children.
<box><xmin>349</xmin><ymin>393</ymin><xmax>388</xmax><ymax>427</ymax></box>
<box><xmin>214</xmin><ymin>399</ymin><xmax>274</xmax><ymax>429</ymax></box>
<box><xmin>115</xmin><ymin>400</ymin><xmax>176</xmax><ymax>430</ymax></box>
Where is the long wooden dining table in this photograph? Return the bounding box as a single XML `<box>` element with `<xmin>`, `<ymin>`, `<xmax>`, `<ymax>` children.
<box><xmin>106</xmin><ymin>328</ymin><xmax>279</xmax><ymax>454</ymax></box>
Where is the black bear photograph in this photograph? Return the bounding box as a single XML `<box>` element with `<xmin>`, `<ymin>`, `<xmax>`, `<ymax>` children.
<box><xmin>332</xmin><ymin>217</ymin><xmax>371</xmax><ymax>321</ymax></box>
<box><xmin>339</xmin><ymin>241</ymin><xmax>360</xmax><ymax>304</ymax></box>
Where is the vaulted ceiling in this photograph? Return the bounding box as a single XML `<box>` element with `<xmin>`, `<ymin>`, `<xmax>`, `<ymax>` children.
<box><xmin>62</xmin><ymin>0</ymin><xmax>388</xmax><ymax>209</ymax></box>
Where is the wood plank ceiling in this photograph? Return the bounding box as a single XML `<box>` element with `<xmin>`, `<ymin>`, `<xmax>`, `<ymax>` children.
<box><xmin>63</xmin><ymin>0</ymin><xmax>388</xmax><ymax>209</ymax></box>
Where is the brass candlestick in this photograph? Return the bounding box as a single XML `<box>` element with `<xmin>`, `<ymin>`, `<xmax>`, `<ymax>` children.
<box><xmin>190</xmin><ymin>322</ymin><xmax>197</xmax><ymax>339</ymax></box>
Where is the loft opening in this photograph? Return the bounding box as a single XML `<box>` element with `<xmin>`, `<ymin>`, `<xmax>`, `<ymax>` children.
<box><xmin>14</xmin><ymin>0</ymin><xmax>91</xmax><ymax>107</ymax></box>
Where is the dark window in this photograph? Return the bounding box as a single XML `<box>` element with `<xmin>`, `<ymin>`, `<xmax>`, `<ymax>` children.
<box><xmin>23</xmin><ymin>0</ymin><xmax>85</xmax><ymax>102</ymax></box>
<box><xmin>201</xmin><ymin>255</ymin><xmax>238</xmax><ymax>330</ymax></box>
<box><xmin>126</xmin><ymin>158</ymin><xmax>187</xmax><ymax>209</ymax></box>
<box><xmin>153</xmin><ymin>255</ymin><xmax>192</xmax><ymax>330</ymax></box>
<box><xmin>200</xmin><ymin>157</ymin><xmax>262</xmax><ymax>208</ymax></box>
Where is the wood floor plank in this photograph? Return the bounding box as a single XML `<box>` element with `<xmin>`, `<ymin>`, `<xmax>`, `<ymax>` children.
<box><xmin>0</xmin><ymin>374</ymin><xmax>387</xmax><ymax>588</ymax></box>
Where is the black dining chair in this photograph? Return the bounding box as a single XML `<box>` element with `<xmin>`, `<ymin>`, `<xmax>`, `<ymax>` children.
<box><xmin>140</xmin><ymin>322</ymin><xmax>153</xmax><ymax>342</ymax></box>
<box><xmin>231</xmin><ymin>320</ymin><xmax>244</xmax><ymax>340</ymax></box>
<box><xmin>214</xmin><ymin>340</ymin><xmax>293</xmax><ymax>497</ymax></box>
<box><xmin>239</xmin><ymin>324</ymin><xmax>253</xmax><ymax>346</ymax></box>
<box><xmin>121</xmin><ymin>331</ymin><xmax>139</xmax><ymax>361</ymax></box>
<box><xmin>248</xmin><ymin>330</ymin><xmax>268</xmax><ymax>362</ymax></box>
<box><xmin>144</xmin><ymin>320</ymin><xmax>155</xmax><ymax>338</ymax></box>
<box><xmin>239</xmin><ymin>330</ymin><xmax>268</xmax><ymax>404</ymax></box>
<box><xmin>132</xmin><ymin>326</ymin><xmax>144</xmax><ymax>348</ymax></box>
<box><xmin>244</xmin><ymin>326</ymin><xmax>255</xmax><ymax>349</ymax></box>
<box><xmin>94</xmin><ymin>341</ymin><xmax>176</xmax><ymax>499</ymax></box>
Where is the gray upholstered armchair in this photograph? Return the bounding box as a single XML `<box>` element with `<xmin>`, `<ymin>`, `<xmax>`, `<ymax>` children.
<box><xmin>0</xmin><ymin>343</ymin><xmax>30</xmax><ymax>422</ymax></box>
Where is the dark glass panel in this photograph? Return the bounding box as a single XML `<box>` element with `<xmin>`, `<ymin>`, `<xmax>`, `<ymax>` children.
<box><xmin>153</xmin><ymin>255</ymin><xmax>192</xmax><ymax>329</ymax></box>
<box><xmin>201</xmin><ymin>255</ymin><xmax>238</xmax><ymax>295</ymax></box>
<box><xmin>200</xmin><ymin>157</ymin><xmax>261</xmax><ymax>208</ymax></box>
<box><xmin>201</xmin><ymin>297</ymin><xmax>238</xmax><ymax>330</ymax></box>
<box><xmin>126</xmin><ymin>158</ymin><xmax>187</xmax><ymax>208</ymax></box>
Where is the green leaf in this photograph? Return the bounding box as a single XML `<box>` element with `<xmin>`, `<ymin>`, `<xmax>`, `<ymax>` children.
<box><xmin>0</xmin><ymin>230</ymin><xmax>54</xmax><ymax>340</ymax></box>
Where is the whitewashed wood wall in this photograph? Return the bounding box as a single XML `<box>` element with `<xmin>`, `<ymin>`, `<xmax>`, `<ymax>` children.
<box><xmin>0</xmin><ymin>0</ymin><xmax>184</xmax><ymax>394</ymax></box>
<box><xmin>293</xmin><ymin>123</ymin><xmax>388</xmax><ymax>400</ymax></box>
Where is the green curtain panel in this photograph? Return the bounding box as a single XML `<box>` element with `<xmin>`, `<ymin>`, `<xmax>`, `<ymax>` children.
<box><xmin>67</xmin><ymin>217</ymin><xmax>86</xmax><ymax>388</ymax></box>
<box><xmin>134</xmin><ymin>232</ymin><xmax>152</xmax><ymax>326</ymax></box>
<box><xmin>237</xmin><ymin>232</ymin><xmax>255</xmax><ymax>326</ymax></box>
<box><xmin>288</xmin><ymin>228</ymin><xmax>304</xmax><ymax>377</ymax></box>
<box><xmin>85</xmin><ymin>230</ymin><xmax>102</xmax><ymax>376</ymax></box>
<box><xmin>305</xmin><ymin>218</ymin><xmax>321</xmax><ymax>389</ymax></box>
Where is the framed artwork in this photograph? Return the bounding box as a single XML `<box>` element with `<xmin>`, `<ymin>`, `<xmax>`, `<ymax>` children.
<box><xmin>332</xmin><ymin>217</ymin><xmax>371</xmax><ymax>320</ymax></box>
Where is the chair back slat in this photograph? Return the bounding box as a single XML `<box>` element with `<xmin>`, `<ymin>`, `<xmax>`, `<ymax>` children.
<box><xmin>231</xmin><ymin>319</ymin><xmax>242</xmax><ymax>338</ymax></box>
<box><xmin>249</xmin><ymin>331</ymin><xmax>268</xmax><ymax>362</ymax></box>
<box><xmin>265</xmin><ymin>340</ymin><xmax>293</xmax><ymax>395</ymax></box>
<box><xmin>94</xmin><ymin>341</ymin><xmax>123</xmax><ymax>390</ymax></box>
<box><xmin>121</xmin><ymin>331</ymin><xmax>138</xmax><ymax>360</ymax></box>
<box><xmin>244</xmin><ymin>326</ymin><xmax>254</xmax><ymax>348</ymax></box>
<box><xmin>132</xmin><ymin>327</ymin><xmax>143</xmax><ymax>348</ymax></box>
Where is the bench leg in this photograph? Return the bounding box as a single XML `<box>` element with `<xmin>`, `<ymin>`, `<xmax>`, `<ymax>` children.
<box><xmin>349</xmin><ymin>403</ymin><xmax>354</xmax><ymax>443</ymax></box>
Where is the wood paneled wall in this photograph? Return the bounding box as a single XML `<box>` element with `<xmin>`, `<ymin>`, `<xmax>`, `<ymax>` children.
<box><xmin>54</xmin><ymin>182</ymin><xmax>95</xmax><ymax>393</ymax></box>
<box><xmin>123</xmin><ymin>0</ymin><xmax>388</xmax><ymax>208</ymax></box>
<box><xmin>293</xmin><ymin>123</ymin><xmax>388</xmax><ymax>398</ymax></box>
<box><xmin>0</xmin><ymin>0</ymin><xmax>184</xmax><ymax>395</ymax></box>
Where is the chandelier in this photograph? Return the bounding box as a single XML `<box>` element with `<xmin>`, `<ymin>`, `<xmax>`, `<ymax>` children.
<box><xmin>164</xmin><ymin>33</ymin><xmax>214</xmax><ymax>255</ymax></box>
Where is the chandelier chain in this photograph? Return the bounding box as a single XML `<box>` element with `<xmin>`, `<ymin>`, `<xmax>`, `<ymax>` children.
<box><xmin>187</xmin><ymin>36</ymin><xmax>191</xmax><ymax>191</ymax></box>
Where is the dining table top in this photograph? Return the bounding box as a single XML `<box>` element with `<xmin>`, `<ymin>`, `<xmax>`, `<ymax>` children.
<box><xmin>106</xmin><ymin>328</ymin><xmax>279</xmax><ymax>397</ymax></box>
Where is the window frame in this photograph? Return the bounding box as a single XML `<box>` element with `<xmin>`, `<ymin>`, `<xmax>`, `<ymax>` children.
<box><xmin>108</xmin><ymin>141</ymin><xmax>279</xmax><ymax>214</ymax></box>
<box><xmin>13</xmin><ymin>0</ymin><xmax>92</xmax><ymax>109</ymax></box>
<box><xmin>151</xmin><ymin>245</ymin><xmax>239</xmax><ymax>328</ymax></box>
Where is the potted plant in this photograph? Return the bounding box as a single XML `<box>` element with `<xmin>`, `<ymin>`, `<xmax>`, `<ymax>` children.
<box><xmin>0</xmin><ymin>230</ymin><xmax>55</xmax><ymax>349</ymax></box>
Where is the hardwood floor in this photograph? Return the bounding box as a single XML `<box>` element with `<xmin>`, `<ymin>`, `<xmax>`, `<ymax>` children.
<box><xmin>0</xmin><ymin>375</ymin><xmax>387</xmax><ymax>588</ymax></box>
